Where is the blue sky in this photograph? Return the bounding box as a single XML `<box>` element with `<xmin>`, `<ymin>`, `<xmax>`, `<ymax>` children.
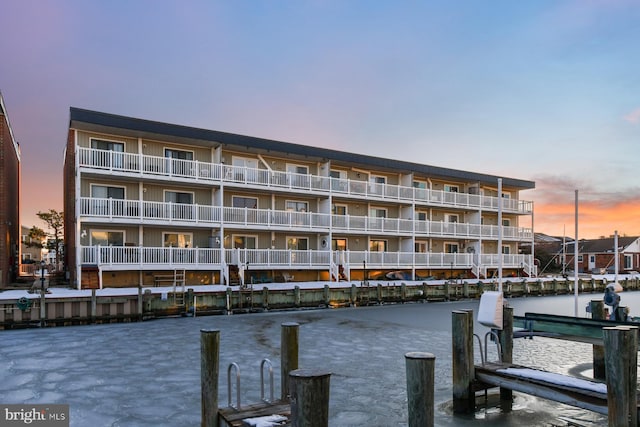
<box><xmin>1</xmin><ymin>0</ymin><xmax>638</xmax><ymax>238</ymax></box>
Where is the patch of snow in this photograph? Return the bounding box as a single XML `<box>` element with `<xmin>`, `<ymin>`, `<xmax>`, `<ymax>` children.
<box><xmin>242</xmin><ymin>414</ymin><xmax>287</xmax><ymax>427</ymax></box>
<box><xmin>497</xmin><ymin>368</ymin><xmax>607</xmax><ymax>394</ymax></box>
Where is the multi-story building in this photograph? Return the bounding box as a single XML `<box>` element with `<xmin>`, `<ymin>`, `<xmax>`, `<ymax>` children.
<box><xmin>63</xmin><ymin>108</ymin><xmax>536</xmax><ymax>289</ymax></box>
<box><xmin>0</xmin><ymin>91</ymin><xmax>21</xmax><ymax>287</ymax></box>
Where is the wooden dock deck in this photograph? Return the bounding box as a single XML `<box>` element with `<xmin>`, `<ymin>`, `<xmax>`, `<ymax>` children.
<box><xmin>218</xmin><ymin>400</ymin><xmax>290</xmax><ymax>427</ymax></box>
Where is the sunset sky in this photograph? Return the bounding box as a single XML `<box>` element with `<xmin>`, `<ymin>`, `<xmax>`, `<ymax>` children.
<box><xmin>1</xmin><ymin>0</ymin><xmax>638</xmax><ymax>239</ymax></box>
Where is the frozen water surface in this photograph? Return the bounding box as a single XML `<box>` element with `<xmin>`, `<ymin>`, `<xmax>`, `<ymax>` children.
<box><xmin>2</xmin><ymin>291</ymin><xmax>637</xmax><ymax>426</ymax></box>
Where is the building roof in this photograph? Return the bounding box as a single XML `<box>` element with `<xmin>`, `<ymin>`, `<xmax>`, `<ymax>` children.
<box><xmin>69</xmin><ymin>107</ymin><xmax>535</xmax><ymax>190</ymax></box>
<box><xmin>567</xmin><ymin>236</ymin><xmax>640</xmax><ymax>253</ymax></box>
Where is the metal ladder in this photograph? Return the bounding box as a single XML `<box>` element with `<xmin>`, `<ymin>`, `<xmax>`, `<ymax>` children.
<box><xmin>227</xmin><ymin>358</ymin><xmax>276</xmax><ymax>410</ymax></box>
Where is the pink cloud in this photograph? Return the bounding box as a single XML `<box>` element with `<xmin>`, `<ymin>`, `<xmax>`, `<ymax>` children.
<box><xmin>623</xmin><ymin>108</ymin><xmax>640</xmax><ymax>124</ymax></box>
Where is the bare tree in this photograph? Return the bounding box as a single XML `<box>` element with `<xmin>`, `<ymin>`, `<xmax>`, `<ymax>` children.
<box><xmin>37</xmin><ymin>210</ymin><xmax>64</xmax><ymax>269</ymax></box>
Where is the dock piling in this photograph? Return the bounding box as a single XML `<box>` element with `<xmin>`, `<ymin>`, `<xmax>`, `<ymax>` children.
<box><xmin>405</xmin><ymin>352</ymin><xmax>435</xmax><ymax>427</ymax></box>
<box><xmin>498</xmin><ymin>306</ymin><xmax>513</xmax><ymax>403</ymax></box>
<box><xmin>452</xmin><ymin>310</ymin><xmax>474</xmax><ymax>413</ymax></box>
<box><xmin>590</xmin><ymin>300</ymin><xmax>606</xmax><ymax>380</ymax></box>
<box><xmin>201</xmin><ymin>329</ymin><xmax>220</xmax><ymax>427</ymax></box>
<box><xmin>604</xmin><ymin>325</ymin><xmax>637</xmax><ymax>427</ymax></box>
<box><xmin>289</xmin><ymin>369</ymin><xmax>331</xmax><ymax>427</ymax></box>
<box><xmin>281</xmin><ymin>322</ymin><xmax>299</xmax><ymax>401</ymax></box>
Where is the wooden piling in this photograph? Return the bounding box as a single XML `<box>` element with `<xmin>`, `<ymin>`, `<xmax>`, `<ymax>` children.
<box><xmin>603</xmin><ymin>326</ymin><xmax>637</xmax><ymax>427</ymax></box>
<box><xmin>589</xmin><ymin>300</ymin><xmax>606</xmax><ymax>380</ymax></box>
<box><xmin>289</xmin><ymin>368</ymin><xmax>331</xmax><ymax>427</ymax></box>
<box><xmin>90</xmin><ymin>289</ymin><xmax>97</xmax><ymax>323</ymax></box>
<box><xmin>452</xmin><ymin>310</ymin><xmax>474</xmax><ymax>413</ymax></box>
<box><xmin>137</xmin><ymin>286</ymin><xmax>143</xmax><ymax>320</ymax></box>
<box><xmin>405</xmin><ymin>352</ymin><xmax>435</xmax><ymax>427</ymax></box>
<box><xmin>201</xmin><ymin>329</ymin><xmax>220</xmax><ymax>427</ymax></box>
<box><xmin>499</xmin><ymin>306</ymin><xmax>513</xmax><ymax>402</ymax></box>
<box><xmin>281</xmin><ymin>322</ymin><xmax>299</xmax><ymax>401</ymax></box>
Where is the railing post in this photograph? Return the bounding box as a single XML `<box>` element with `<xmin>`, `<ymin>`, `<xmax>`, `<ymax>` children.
<box><xmin>289</xmin><ymin>369</ymin><xmax>331</xmax><ymax>427</ymax></box>
<box><xmin>281</xmin><ymin>322</ymin><xmax>299</xmax><ymax>401</ymax></box>
<box><xmin>201</xmin><ymin>329</ymin><xmax>220</xmax><ymax>427</ymax></box>
<box><xmin>452</xmin><ymin>310</ymin><xmax>474</xmax><ymax>413</ymax></box>
<box><xmin>603</xmin><ymin>326</ymin><xmax>637</xmax><ymax>427</ymax></box>
<box><xmin>590</xmin><ymin>300</ymin><xmax>606</xmax><ymax>380</ymax></box>
<box><xmin>405</xmin><ymin>352</ymin><xmax>435</xmax><ymax>427</ymax></box>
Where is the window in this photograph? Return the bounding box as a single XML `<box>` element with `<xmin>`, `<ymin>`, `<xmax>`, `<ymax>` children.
<box><xmin>416</xmin><ymin>212</ymin><xmax>428</xmax><ymax>221</ymax></box>
<box><xmin>590</xmin><ymin>255</ymin><xmax>596</xmax><ymax>263</ymax></box>
<box><xmin>413</xmin><ymin>181</ymin><xmax>427</xmax><ymax>189</ymax></box>
<box><xmin>163</xmin><ymin>232</ymin><xmax>192</xmax><ymax>248</ymax></box>
<box><xmin>369</xmin><ymin>240</ymin><xmax>387</xmax><ymax>252</ymax></box>
<box><xmin>286</xmin><ymin>201</ymin><xmax>308</xmax><ymax>212</ymax></box>
<box><xmin>287</xmin><ymin>237</ymin><xmax>308</xmax><ymax>250</ymax></box>
<box><xmin>91</xmin><ymin>138</ymin><xmax>125</xmax><ymax>168</ymax></box>
<box><xmin>577</xmin><ymin>255</ymin><xmax>583</xmax><ymax>262</ymax></box>
<box><xmin>164</xmin><ymin>148</ymin><xmax>193</xmax><ymax>160</ymax></box>
<box><xmin>624</xmin><ymin>255</ymin><xmax>632</xmax><ymax>270</ymax></box>
<box><xmin>332</xmin><ymin>204</ymin><xmax>347</xmax><ymax>215</ymax></box>
<box><xmin>445</xmin><ymin>214</ymin><xmax>459</xmax><ymax>223</ymax></box>
<box><xmin>286</xmin><ymin>164</ymin><xmax>309</xmax><ymax>175</ymax></box>
<box><xmin>502</xmin><ymin>218</ymin><xmax>511</xmax><ymax>227</ymax></box>
<box><xmin>233</xmin><ymin>235</ymin><xmax>257</xmax><ymax>249</ymax></box>
<box><xmin>415</xmin><ymin>241</ymin><xmax>428</xmax><ymax>253</ymax></box>
<box><xmin>444</xmin><ymin>242</ymin><xmax>458</xmax><ymax>253</ymax></box>
<box><xmin>91</xmin><ymin>138</ymin><xmax>124</xmax><ymax>152</ymax></box>
<box><xmin>91</xmin><ymin>185</ymin><xmax>125</xmax><ymax>199</ymax></box>
<box><xmin>165</xmin><ymin>149</ymin><xmax>194</xmax><ymax>175</ymax></box>
<box><xmin>165</xmin><ymin>191</ymin><xmax>194</xmax><ymax>219</ymax></box>
<box><xmin>444</xmin><ymin>184</ymin><xmax>459</xmax><ymax>193</ymax></box>
<box><xmin>330</xmin><ymin>170</ymin><xmax>346</xmax><ymax>179</ymax></box>
<box><xmin>330</xmin><ymin>170</ymin><xmax>348</xmax><ymax>191</ymax></box>
<box><xmin>369</xmin><ymin>207</ymin><xmax>387</xmax><ymax>218</ymax></box>
<box><xmin>332</xmin><ymin>239</ymin><xmax>347</xmax><ymax>251</ymax></box>
<box><xmin>502</xmin><ymin>245</ymin><xmax>511</xmax><ymax>255</ymax></box>
<box><xmin>232</xmin><ymin>196</ymin><xmax>258</xmax><ymax>209</ymax></box>
<box><xmin>231</xmin><ymin>157</ymin><xmax>259</xmax><ymax>181</ymax></box>
<box><xmin>91</xmin><ymin>230</ymin><xmax>124</xmax><ymax>246</ymax></box>
<box><xmin>370</xmin><ymin>175</ymin><xmax>386</xmax><ymax>185</ymax></box>
<box><xmin>165</xmin><ymin>191</ymin><xmax>193</xmax><ymax>204</ymax></box>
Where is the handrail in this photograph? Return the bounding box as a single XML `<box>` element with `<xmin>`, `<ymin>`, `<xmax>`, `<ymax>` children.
<box><xmin>227</xmin><ymin>362</ymin><xmax>241</xmax><ymax>409</ymax></box>
<box><xmin>77</xmin><ymin>147</ymin><xmax>533</xmax><ymax>214</ymax></box>
<box><xmin>260</xmin><ymin>358</ymin><xmax>275</xmax><ymax>403</ymax></box>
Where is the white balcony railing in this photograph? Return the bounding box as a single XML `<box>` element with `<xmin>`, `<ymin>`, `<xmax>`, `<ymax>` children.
<box><xmin>78</xmin><ymin>147</ymin><xmax>533</xmax><ymax>214</ymax></box>
<box><xmin>81</xmin><ymin>245</ymin><xmax>534</xmax><ymax>273</ymax></box>
<box><xmin>79</xmin><ymin>197</ymin><xmax>534</xmax><ymax>240</ymax></box>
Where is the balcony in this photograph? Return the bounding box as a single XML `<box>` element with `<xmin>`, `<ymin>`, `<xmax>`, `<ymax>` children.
<box><xmin>80</xmin><ymin>245</ymin><xmax>534</xmax><ymax>273</ymax></box>
<box><xmin>78</xmin><ymin>147</ymin><xmax>533</xmax><ymax>214</ymax></box>
<box><xmin>79</xmin><ymin>197</ymin><xmax>534</xmax><ymax>240</ymax></box>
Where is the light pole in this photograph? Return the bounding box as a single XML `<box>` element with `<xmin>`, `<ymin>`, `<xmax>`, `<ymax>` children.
<box><xmin>363</xmin><ymin>260</ymin><xmax>367</xmax><ymax>284</ymax></box>
<box><xmin>39</xmin><ymin>260</ymin><xmax>46</xmax><ymax>327</ymax></box>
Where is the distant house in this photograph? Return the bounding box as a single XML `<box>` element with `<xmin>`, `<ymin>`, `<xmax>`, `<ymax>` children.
<box><xmin>566</xmin><ymin>236</ymin><xmax>640</xmax><ymax>274</ymax></box>
<box><xmin>20</xmin><ymin>225</ymin><xmax>44</xmax><ymax>263</ymax></box>
<box><xmin>0</xmin><ymin>91</ymin><xmax>21</xmax><ymax>286</ymax></box>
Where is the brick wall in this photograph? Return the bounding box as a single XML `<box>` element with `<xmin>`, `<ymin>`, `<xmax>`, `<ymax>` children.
<box><xmin>0</xmin><ymin>109</ymin><xmax>21</xmax><ymax>286</ymax></box>
<box><xmin>63</xmin><ymin>129</ymin><xmax>77</xmax><ymax>286</ymax></box>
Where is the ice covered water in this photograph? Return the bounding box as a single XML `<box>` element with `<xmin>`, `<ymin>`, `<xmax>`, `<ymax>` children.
<box><xmin>3</xmin><ymin>292</ymin><xmax>635</xmax><ymax>426</ymax></box>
